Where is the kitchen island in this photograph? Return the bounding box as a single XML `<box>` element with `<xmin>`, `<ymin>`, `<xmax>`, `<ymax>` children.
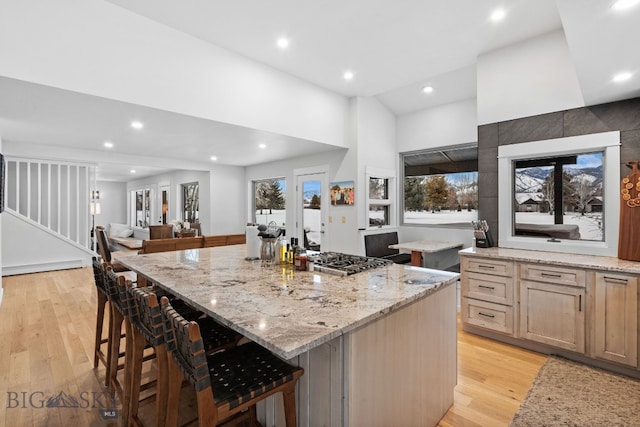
<box><xmin>114</xmin><ymin>245</ymin><xmax>459</xmax><ymax>427</ymax></box>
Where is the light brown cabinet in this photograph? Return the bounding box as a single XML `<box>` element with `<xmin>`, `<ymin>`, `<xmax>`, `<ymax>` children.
<box><xmin>460</xmin><ymin>247</ymin><xmax>640</xmax><ymax>373</ymax></box>
<box><xmin>461</xmin><ymin>257</ymin><xmax>515</xmax><ymax>335</ymax></box>
<box><xmin>593</xmin><ymin>272</ymin><xmax>638</xmax><ymax>367</ymax></box>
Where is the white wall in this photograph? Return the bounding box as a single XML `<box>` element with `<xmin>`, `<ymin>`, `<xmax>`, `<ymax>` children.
<box><xmin>397</xmin><ymin>98</ymin><xmax>477</xmax><ymax>152</ymax></box>
<box><xmin>2</xmin><ymin>211</ymin><xmax>91</xmax><ymax>275</ymax></box>
<box><xmin>0</xmin><ymin>0</ymin><xmax>348</xmax><ymax>148</ymax></box>
<box><xmin>477</xmin><ymin>29</ymin><xmax>585</xmax><ymax>125</ymax></box>
<box><xmin>94</xmin><ymin>180</ymin><xmax>127</xmax><ymax>229</ymax></box>
<box><xmin>209</xmin><ymin>165</ymin><xmax>246</xmax><ymax>234</ymax></box>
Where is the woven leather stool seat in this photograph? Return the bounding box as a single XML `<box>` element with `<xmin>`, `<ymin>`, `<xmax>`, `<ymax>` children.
<box><xmin>161</xmin><ymin>297</ymin><xmax>303</xmax><ymax>427</ymax></box>
<box><xmin>206</xmin><ymin>341</ymin><xmax>301</xmax><ymax>409</ymax></box>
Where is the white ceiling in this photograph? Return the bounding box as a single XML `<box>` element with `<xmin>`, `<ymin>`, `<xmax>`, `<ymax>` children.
<box><xmin>1</xmin><ymin>0</ymin><xmax>640</xmax><ymax>181</ymax></box>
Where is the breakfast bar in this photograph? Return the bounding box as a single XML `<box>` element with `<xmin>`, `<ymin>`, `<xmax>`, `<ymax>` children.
<box><xmin>114</xmin><ymin>245</ymin><xmax>459</xmax><ymax>426</ymax></box>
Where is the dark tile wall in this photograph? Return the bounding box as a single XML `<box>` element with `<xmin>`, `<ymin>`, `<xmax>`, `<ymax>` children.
<box><xmin>478</xmin><ymin>96</ymin><xmax>640</xmax><ymax>242</ymax></box>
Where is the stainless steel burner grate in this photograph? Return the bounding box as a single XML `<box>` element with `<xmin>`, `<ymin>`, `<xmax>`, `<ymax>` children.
<box><xmin>308</xmin><ymin>252</ymin><xmax>392</xmax><ymax>276</ymax></box>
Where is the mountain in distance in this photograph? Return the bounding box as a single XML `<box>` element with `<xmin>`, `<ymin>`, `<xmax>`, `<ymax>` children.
<box><xmin>515</xmin><ymin>172</ymin><xmax>545</xmax><ymax>193</ymax></box>
<box><xmin>515</xmin><ymin>165</ymin><xmax>602</xmax><ymax>193</ymax></box>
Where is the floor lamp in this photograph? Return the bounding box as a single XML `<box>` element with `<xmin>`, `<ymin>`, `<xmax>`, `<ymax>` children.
<box><xmin>90</xmin><ymin>191</ymin><xmax>101</xmax><ymax>252</ymax></box>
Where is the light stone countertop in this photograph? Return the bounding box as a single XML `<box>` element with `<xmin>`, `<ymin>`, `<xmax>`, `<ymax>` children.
<box><xmin>460</xmin><ymin>246</ymin><xmax>640</xmax><ymax>274</ymax></box>
<box><xmin>113</xmin><ymin>245</ymin><xmax>459</xmax><ymax>360</ymax></box>
<box><xmin>390</xmin><ymin>240</ymin><xmax>464</xmax><ymax>253</ymax></box>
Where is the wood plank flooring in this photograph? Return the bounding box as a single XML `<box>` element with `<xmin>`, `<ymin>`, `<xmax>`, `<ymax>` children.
<box><xmin>0</xmin><ymin>267</ymin><xmax>546</xmax><ymax>426</ymax></box>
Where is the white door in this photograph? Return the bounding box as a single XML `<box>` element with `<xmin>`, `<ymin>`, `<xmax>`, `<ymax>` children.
<box><xmin>296</xmin><ymin>172</ymin><xmax>327</xmax><ymax>251</ymax></box>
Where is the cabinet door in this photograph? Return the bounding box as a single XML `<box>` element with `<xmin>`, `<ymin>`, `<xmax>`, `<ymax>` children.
<box><xmin>520</xmin><ymin>280</ymin><xmax>585</xmax><ymax>353</ymax></box>
<box><xmin>594</xmin><ymin>273</ymin><xmax>638</xmax><ymax>367</ymax></box>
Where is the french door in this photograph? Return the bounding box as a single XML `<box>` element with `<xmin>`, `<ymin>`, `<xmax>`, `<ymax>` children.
<box><xmin>296</xmin><ymin>172</ymin><xmax>327</xmax><ymax>251</ymax></box>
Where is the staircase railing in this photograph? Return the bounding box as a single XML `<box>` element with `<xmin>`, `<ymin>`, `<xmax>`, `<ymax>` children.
<box><xmin>3</xmin><ymin>156</ymin><xmax>96</xmax><ymax>249</ymax></box>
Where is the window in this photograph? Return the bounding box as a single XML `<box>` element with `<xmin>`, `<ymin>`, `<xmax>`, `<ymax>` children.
<box><xmin>254</xmin><ymin>178</ymin><xmax>286</xmax><ymax>225</ymax></box>
<box><xmin>498</xmin><ymin>131</ymin><xmax>620</xmax><ymax>257</ymax></box>
<box><xmin>514</xmin><ymin>152</ymin><xmax>604</xmax><ymax>241</ymax></box>
<box><xmin>369</xmin><ymin>177</ymin><xmax>390</xmax><ymax>226</ymax></box>
<box><xmin>182</xmin><ymin>182</ymin><xmax>199</xmax><ymax>223</ymax></box>
<box><xmin>401</xmin><ymin>143</ymin><xmax>478</xmax><ymax>226</ymax></box>
<box><xmin>131</xmin><ymin>188</ymin><xmax>152</xmax><ymax>228</ymax></box>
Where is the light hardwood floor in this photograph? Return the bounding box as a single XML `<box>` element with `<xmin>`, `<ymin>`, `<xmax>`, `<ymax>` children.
<box><xmin>0</xmin><ymin>267</ymin><xmax>546</xmax><ymax>426</ymax></box>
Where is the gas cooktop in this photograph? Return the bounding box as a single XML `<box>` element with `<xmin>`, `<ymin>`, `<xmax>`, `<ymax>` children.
<box><xmin>308</xmin><ymin>252</ymin><xmax>393</xmax><ymax>276</ymax></box>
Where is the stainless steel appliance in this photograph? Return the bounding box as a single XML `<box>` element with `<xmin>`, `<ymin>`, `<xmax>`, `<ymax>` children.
<box><xmin>308</xmin><ymin>252</ymin><xmax>392</xmax><ymax>276</ymax></box>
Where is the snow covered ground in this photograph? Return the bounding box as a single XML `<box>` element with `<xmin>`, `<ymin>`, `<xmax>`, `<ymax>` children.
<box><xmin>515</xmin><ymin>212</ymin><xmax>603</xmax><ymax>240</ymax></box>
<box><xmin>403</xmin><ymin>210</ymin><xmax>479</xmax><ymax>225</ymax></box>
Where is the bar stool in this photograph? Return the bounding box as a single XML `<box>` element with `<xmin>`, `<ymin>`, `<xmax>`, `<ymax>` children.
<box><xmin>105</xmin><ymin>267</ymin><xmax>142</xmax><ymax>397</ymax></box>
<box><xmin>91</xmin><ymin>257</ymin><xmax>110</xmax><ymax>370</ymax></box>
<box><xmin>160</xmin><ymin>297</ymin><xmax>304</xmax><ymax>427</ymax></box>
<box><xmin>126</xmin><ymin>286</ymin><xmax>241</xmax><ymax>427</ymax></box>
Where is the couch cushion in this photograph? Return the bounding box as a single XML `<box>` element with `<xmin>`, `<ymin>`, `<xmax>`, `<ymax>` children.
<box><xmin>109</xmin><ymin>223</ymin><xmax>134</xmax><ymax>238</ymax></box>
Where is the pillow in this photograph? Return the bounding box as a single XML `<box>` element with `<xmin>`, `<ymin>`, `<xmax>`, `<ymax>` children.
<box><xmin>109</xmin><ymin>223</ymin><xmax>134</xmax><ymax>238</ymax></box>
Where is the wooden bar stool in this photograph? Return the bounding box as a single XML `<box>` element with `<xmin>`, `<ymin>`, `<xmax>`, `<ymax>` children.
<box><xmin>91</xmin><ymin>257</ymin><xmax>110</xmax><ymax>370</ymax></box>
<box><xmin>126</xmin><ymin>287</ymin><xmax>241</xmax><ymax>427</ymax></box>
<box><xmin>160</xmin><ymin>297</ymin><xmax>304</xmax><ymax>427</ymax></box>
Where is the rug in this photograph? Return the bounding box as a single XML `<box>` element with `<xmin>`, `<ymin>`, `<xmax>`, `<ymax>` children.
<box><xmin>510</xmin><ymin>356</ymin><xmax>640</xmax><ymax>427</ymax></box>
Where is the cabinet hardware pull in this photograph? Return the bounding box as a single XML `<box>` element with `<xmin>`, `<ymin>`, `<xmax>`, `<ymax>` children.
<box><xmin>541</xmin><ymin>272</ymin><xmax>562</xmax><ymax>278</ymax></box>
<box><xmin>478</xmin><ymin>265</ymin><xmax>495</xmax><ymax>269</ymax></box>
<box><xmin>603</xmin><ymin>276</ymin><xmax>628</xmax><ymax>284</ymax></box>
<box><xmin>478</xmin><ymin>312</ymin><xmax>495</xmax><ymax>318</ymax></box>
<box><xmin>478</xmin><ymin>285</ymin><xmax>495</xmax><ymax>290</ymax></box>
<box><xmin>579</xmin><ymin>295</ymin><xmax>582</xmax><ymax>312</ymax></box>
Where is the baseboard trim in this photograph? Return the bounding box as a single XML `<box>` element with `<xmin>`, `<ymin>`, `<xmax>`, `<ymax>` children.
<box><xmin>2</xmin><ymin>259</ymin><xmax>87</xmax><ymax>276</ymax></box>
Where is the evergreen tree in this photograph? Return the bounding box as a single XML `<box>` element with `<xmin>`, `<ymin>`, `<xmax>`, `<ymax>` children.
<box><xmin>266</xmin><ymin>179</ymin><xmax>285</xmax><ymax>210</ymax></box>
<box><xmin>424</xmin><ymin>175</ymin><xmax>448</xmax><ymax>212</ymax></box>
<box><xmin>310</xmin><ymin>194</ymin><xmax>321</xmax><ymax>209</ymax></box>
<box><xmin>404</xmin><ymin>177</ymin><xmax>424</xmax><ymax>211</ymax></box>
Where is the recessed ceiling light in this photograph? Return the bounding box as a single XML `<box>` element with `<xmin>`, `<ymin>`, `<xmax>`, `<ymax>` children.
<box><xmin>131</xmin><ymin>121</ymin><xmax>144</xmax><ymax>129</ymax></box>
<box><xmin>422</xmin><ymin>85</ymin><xmax>434</xmax><ymax>94</ymax></box>
<box><xmin>130</xmin><ymin>169</ymin><xmax>136</xmax><ymax>174</ymax></box>
<box><xmin>343</xmin><ymin>70</ymin><xmax>354</xmax><ymax>81</ymax></box>
<box><xmin>210</xmin><ymin>156</ymin><xmax>218</xmax><ymax>161</ymax></box>
<box><xmin>259</xmin><ymin>143</ymin><xmax>267</xmax><ymax>149</ymax></box>
<box><xmin>613</xmin><ymin>71</ymin><xmax>633</xmax><ymax>82</ymax></box>
<box><xmin>104</xmin><ymin>141</ymin><xmax>114</xmax><ymax>148</ymax></box>
<box><xmin>612</xmin><ymin>0</ymin><xmax>639</xmax><ymax>10</ymax></box>
<box><xmin>490</xmin><ymin>9</ymin><xmax>506</xmax><ymax>22</ymax></box>
<box><xmin>277</xmin><ymin>37</ymin><xmax>289</xmax><ymax>49</ymax></box>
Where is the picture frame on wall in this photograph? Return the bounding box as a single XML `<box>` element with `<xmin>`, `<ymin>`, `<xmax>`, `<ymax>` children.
<box><xmin>330</xmin><ymin>180</ymin><xmax>354</xmax><ymax>206</ymax></box>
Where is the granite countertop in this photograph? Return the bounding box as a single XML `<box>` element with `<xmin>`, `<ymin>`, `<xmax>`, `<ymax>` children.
<box><xmin>390</xmin><ymin>240</ymin><xmax>464</xmax><ymax>253</ymax></box>
<box><xmin>460</xmin><ymin>246</ymin><xmax>640</xmax><ymax>274</ymax></box>
<box><xmin>113</xmin><ymin>245</ymin><xmax>459</xmax><ymax>360</ymax></box>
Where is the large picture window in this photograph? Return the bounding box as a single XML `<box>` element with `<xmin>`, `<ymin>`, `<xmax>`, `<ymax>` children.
<box><xmin>254</xmin><ymin>178</ymin><xmax>286</xmax><ymax>226</ymax></box>
<box><xmin>401</xmin><ymin>144</ymin><xmax>478</xmax><ymax>226</ymax></box>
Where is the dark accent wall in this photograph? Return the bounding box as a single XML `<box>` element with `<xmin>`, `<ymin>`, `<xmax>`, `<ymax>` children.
<box><xmin>478</xmin><ymin>97</ymin><xmax>640</xmax><ymax>242</ymax></box>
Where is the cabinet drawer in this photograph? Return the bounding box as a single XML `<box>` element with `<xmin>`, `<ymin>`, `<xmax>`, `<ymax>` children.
<box><xmin>463</xmin><ymin>257</ymin><xmax>513</xmax><ymax>276</ymax></box>
<box><xmin>464</xmin><ymin>272</ymin><xmax>513</xmax><ymax>305</ymax></box>
<box><xmin>521</xmin><ymin>263</ymin><xmax>585</xmax><ymax>288</ymax></box>
<box><xmin>462</xmin><ymin>298</ymin><xmax>514</xmax><ymax>335</ymax></box>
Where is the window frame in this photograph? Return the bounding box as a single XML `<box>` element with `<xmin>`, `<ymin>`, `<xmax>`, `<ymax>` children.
<box><xmin>129</xmin><ymin>186</ymin><xmax>154</xmax><ymax>229</ymax></box>
<box><xmin>181</xmin><ymin>182</ymin><xmax>199</xmax><ymax>223</ymax></box>
<box><xmin>366</xmin><ymin>166</ymin><xmax>395</xmax><ymax>229</ymax></box>
<box><xmin>498</xmin><ymin>131</ymin><xmax>620</xmax><ymax>256</ymax></box>
<box><xmin>400</xmin><ymin>143</ymin><xmax>478</xmax><ymax>229</ymax></box>
<box><xmin>252</xmin><ymin>177</ymin><xmax>286</xmax><ymax>226</ymax></box>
